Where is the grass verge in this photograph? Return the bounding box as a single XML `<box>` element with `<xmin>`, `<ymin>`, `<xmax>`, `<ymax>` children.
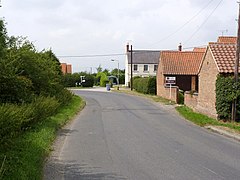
<box><xmin>0</xmin><ymin>95</ymin><xmax>85</xmax><ymax>180</ymax></box>
<box><xmin>176</xmin><ymin>106</ymin><xmax>240</xmax><ymax>133</ymax></box>
<box><xmin>117</xmin><ymin>88</ymin><xmax>240</xmax><ymax>133</ymax></box>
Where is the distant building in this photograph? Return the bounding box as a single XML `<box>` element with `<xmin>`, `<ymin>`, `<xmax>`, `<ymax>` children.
<box><xmin>125</xmin><ymin>44</ymin><xmax>161</xmax><ymax>86</ymax></box>
<box><xmin>61</xmin><ymin>63</ymin><xmax>72</xmax><ymax>74</ymax></box>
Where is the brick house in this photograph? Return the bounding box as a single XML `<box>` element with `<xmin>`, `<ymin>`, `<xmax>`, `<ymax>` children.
<box><xmin>157</xmin><ymin>47</ymin><xmax>205</xmax><ymax>102</ymax></box>
<box><xmin>61</xmin><ymin>63</ymin><xmax>72</xmax><ymax>74</ymax></box>
<box><xmin>125</xmin><ymin>44</ymin><xmax>160</xmax><ymax>86</ymax></box>
<box><xmin>196</xmin><ymin>37</ymin><xmax>237</xmax><ymax>118</ymax></box>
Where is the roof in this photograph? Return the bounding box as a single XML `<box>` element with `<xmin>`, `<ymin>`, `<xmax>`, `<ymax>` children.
<box><xmin>193</xmin><ymin>47</ymin><xmax>206</xmax><ymax>52</ymax></box>
<box><xmin>127</xmin><ymin>50</ymin><xmax>160</xmax><ymax>64</ymax></box>
<box><xmin>209</xmin><ymin>43</ymin><xmax>239</xmax><ymax>73</ymax></box>
<box><xmin>217</xmin><ymin>36</ymin><xmax>237</xmax><ymax>43</ymax></box>
<box><xmin>160</xmin><ymin>51</ymin><xmax>205</xmax><ymax>75</ymax></box>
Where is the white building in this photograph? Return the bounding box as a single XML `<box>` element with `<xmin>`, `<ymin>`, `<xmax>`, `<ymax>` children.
<box><xmin>125</xmin><ymin>44</ymin><xmax>161</xmax><ymax>86</ymax></box>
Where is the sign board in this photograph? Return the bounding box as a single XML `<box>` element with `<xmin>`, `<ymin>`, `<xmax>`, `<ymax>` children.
<box><xmin>165</xmin><ymin>77</ymin><xmax>176</xmax><ymax>85</ymax></box>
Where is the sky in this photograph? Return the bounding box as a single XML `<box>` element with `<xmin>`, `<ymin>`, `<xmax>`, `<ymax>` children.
<box><xmin>0</xmin><ymin>0</ymin><xmax>238</xmax><ymax>73</ymax></box>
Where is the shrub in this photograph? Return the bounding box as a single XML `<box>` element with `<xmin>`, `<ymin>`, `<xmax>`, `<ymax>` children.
<box><xmin>96</xmin><ymin>72</ymin><xmax>108</xmax><ymax>87</ymax></box>
<box><xmin>0</xmin><ymin>96</ymin><xmax>61</xmax><ymax>144</ymax></box>
<box><xmin>178</xmin><ymin>90</ymin><xmax>184</xmax><ymax>104</ymax></box>
<box><xmin>216</xmin><ymin>75</ymin><xmax>240</xmax><ymax>121</ymax></box>
<box><xmin>133</xmin><ymin>76</ymin><xmax>156</xmax><ymax>95</ymax></box>
<box><xmin>147</xmin><ymin>77</ymin><xmax>156</xmax><ymax>94</ymax></box>
<box><xmin>81</xmin><ymin>74</ymin><xmax>94</xmax><ymax>87</ymax></box>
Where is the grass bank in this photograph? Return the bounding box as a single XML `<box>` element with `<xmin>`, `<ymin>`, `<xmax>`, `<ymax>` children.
<box><xmin>0</xmin><ymin>95</ymin><xmax>85</xmax><ymax>180</ymax></box>
<box><xmin>176</xmin><ymin>106</ymin><xmax>240</xmax><ymax>133</ymax></box>
<box><xmin>117</xmin><ymin>88</ymin><xmax>240</xmax><ymax>133</ymax></box>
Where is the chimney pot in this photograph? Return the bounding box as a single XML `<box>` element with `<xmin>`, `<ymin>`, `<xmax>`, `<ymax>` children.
<box><xmin>178</xmin><ymin>43</ymin><xmax>182</xmax><ymax>51</ymax></box>
<box><xmin>126</xmin><ymin>43</ymin><xmax>130</xmax><ymax>52</ymax></box>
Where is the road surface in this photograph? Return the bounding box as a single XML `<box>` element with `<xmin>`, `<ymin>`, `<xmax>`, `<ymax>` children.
<box><xmin>44</xmin><ymin>89</ymin><xmax>240</xmax><ymax>180</ymax></box>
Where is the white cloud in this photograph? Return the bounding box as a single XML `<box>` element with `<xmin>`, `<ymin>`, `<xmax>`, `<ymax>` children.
<box><xmin>0</xmin><ymin>0</ymin><xmax>238</xmax><ymax>72</ymax></box>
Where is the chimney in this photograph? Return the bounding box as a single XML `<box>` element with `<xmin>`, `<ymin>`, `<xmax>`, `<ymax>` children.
<box><xmin>178</xmin><ymin>43</ymin><xmax>182</xmax><ymax>51</ymax></box>
<box><xmin>126</xmin><ymin>43</ymin><xmax>129</xmax><ymax>53</ymax></box>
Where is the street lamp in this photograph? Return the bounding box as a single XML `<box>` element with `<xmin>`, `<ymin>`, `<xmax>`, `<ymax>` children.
<box><xmin>111</xmin><ymin>59</ymin><xmax>120</xmax><ymax>90</ymax></box>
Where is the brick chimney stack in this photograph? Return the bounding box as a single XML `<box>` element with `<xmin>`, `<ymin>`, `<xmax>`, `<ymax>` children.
<box><xmin>178</xmin><ymin>43</ymin><xmax>182</xmax><ymax>51</ymax></box>
<box><xmin>126</xmin><ymin>43</ymin><xmax>130</xmax><ymax>53</ymax></box>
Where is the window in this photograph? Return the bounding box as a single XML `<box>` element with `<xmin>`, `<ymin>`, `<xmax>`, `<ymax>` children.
<box><xmin>144</xmin><ymin>65</ymin><xmax>148</xmax><ymax>72</ymax></box>
<box><xmin>133</xmin><ymin>64</ymin><xmax>138</xmax><ymax>71</ymax></box>
<box><xmin>154</xmin><ymin>65</ymin><xmax>158</xmax><ymax>72</ymax></box>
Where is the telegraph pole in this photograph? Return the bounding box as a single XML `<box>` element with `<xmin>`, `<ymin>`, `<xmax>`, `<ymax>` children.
<box><xmin>232</xmin><ymin>1</ymin><xmax>240</xmax><ymax>122</ymax></box>
<box><xmin>130</xmin><ymin>45</ymin><xmax>133</xmax><ymax>91</ymax></box>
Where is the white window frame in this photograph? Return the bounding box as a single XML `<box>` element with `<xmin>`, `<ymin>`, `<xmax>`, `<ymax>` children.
<box><xmin>143</xmin><ymin>65</ymin><xmax>148</xmax><ymax>72</ymax></box>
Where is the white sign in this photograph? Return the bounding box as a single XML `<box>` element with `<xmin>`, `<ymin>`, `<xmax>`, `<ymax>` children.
<box><xmin>165</xmin><ymin>77</ymin><xmax>176</xmax><ymax>84</ymax></box>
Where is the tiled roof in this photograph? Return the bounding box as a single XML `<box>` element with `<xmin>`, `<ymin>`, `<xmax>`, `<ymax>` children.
<box><xmin>160</xmin><ymin>51</ymin><xmax>204</xmax><ymax>75</ymax></box>
<box><xmin>209</xmin><ymin>43</ymin><xmax>239</xmax><ymax>73</ymax></box>
<box><xmin>193</xmin><ymin>47</ymin><xmax>206</xmax><ymax>52</ymax></box>
<box><xmin>217</xmin><ymin>36</ymin><xmax>237</xmax><ymax>43</ymax></box>
<box><xmin>127</xmin><ymin>50</ymin><xmax>160</xmax><ymax>64</ymax></box>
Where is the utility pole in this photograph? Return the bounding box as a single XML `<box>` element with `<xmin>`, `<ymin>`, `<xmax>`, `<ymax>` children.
<box><xmin>130</xmin><ymin>45</ymin><xmax>133</xmax><ymax>91</ymax></box>
<box><xmin>232</xmin><ymin>2</ymin><xmax>240</xmax><ymax>122</ymax></box>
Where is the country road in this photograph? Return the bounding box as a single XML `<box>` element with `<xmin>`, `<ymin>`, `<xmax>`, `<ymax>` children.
<box><xmin>44</xmin><ymin>89</ymin><xmax>240</xmax><ymax>180</ymax></box>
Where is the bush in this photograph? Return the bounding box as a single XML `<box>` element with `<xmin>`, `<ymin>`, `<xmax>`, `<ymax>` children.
<box><xmin>216</xmin><ymin>75</ymin><xmax>240</xmax><ymax>121</ymax></box>
<box><xmin>0</xmin><ymin>96</ymin><xmax>61</xmax><ymax>144</ymax></box>
<box><xmin>81</xmin><ymin>74</ymin><xmax>94</xmax><ymax>87</ymax></box>
<box><xmin>96</xmin><ymin>72</ymin><xmax>108</xmax><ymax>87</ymax></box>
<box><xmin>178</xmin><ymin>90</ymin><xmax>184</xmax><ymax>104</ymax></box>
<box><xmin>133</xmin><ymin>76</ymin><xmax>156</xmax><ymax>95</ymax></box>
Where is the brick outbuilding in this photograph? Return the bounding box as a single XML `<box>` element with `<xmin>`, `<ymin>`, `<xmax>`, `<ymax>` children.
<box><xmin>157</xmin><ymin>49</ymin><xmax>205</xmax><ymax>102</ymax></box>
<box><xmin>197</xmin><ymin>39</ymin><xmax>237</xmax><ymax>118</ymax></box>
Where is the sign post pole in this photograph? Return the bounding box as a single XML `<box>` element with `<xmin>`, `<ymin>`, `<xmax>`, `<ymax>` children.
<box><xmin>165</xmin><ymin>77</ymin><xmax>176</xmax><ymax>101</ymax></box>
<box><xmin>169</xmin><ymin>83</ymin><xmax>172</xmax><ymax>100</ymax></box>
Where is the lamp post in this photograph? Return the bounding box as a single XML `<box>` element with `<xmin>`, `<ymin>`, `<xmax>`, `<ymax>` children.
<box><xmin>111</xmin><ymin>59</ymin><xmax>120</xmax><ymax>90</ymax></box>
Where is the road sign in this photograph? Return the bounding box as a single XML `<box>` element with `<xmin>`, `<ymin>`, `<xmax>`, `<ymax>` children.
<box><xmin>165</xmin><ymin>77</ymin><xmax>176</xmax><ymax>84</ymax></box>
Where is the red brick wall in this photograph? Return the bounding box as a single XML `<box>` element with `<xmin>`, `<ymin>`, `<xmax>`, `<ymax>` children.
<box><xmin>61</xmin><ymin>63</ymin><xmax>67</xmax><ymax>74</ymax></box>
<box><xmin>184</xmin><ymin>92</ymin><xmax>198</xmax><ymax>110</ymax></box>
<box><xmin>196</xmin><ymin>48</ymin><xmax>219</xmax><ymax>118</ymax></box>
<box><xmin>157</xmin><ymin>61</ymin><xmax>179</xmax><ymax>103</ymax></box>
<box><xmin>67</xmin><ymin>64</ymin><xmax>72</xmax><ymax>74</ymax></box>
<box><xmin>61</xmin><ymin>63</ymin><xmax>72</xmax><ymax>74</ymax></box>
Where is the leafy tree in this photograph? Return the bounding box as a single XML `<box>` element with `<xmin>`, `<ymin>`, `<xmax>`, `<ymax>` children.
<box><xmin>96</xmin><ymin>72</ymin><xmax>108</xmax><ymax>87</ymax></box>
<box><xmin>103</xmin><ymin>69</ymin><xmax>110</xmax><ymax>76</ymax></box>
<box><xmin>96</xmin><ymin>64</ymin><xmax>102</xmax><ymax>73</ymax></box>
<box><xmin>110</xmin><ymin>68</ymin><xmax>125</xmax><ymax>84</ymax></box>
<box><xmin>0</xmin><ymin>20</ymin><xmax>7</xmax><ymax>57</ymax></box>
<box><xmin>0</xmin><ymin>25</ymin><xmax>67</xmax><ymax>103</ymax></box>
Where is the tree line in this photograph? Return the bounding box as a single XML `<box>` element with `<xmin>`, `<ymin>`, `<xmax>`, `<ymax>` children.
<box><xmin>62</xmin><ymin>65</ymin><xmax>125</xmax><ymax>87</ymax></box>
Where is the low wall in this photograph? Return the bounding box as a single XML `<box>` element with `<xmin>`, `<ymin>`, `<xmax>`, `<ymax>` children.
<box><xmin>158</xmin><ymin>86</ymin><xmax>179</xmax><ymax>103</ymax></box>
<box><xmin>184</xmin><ymin>91</ymin><xmax>198</xmax><ymax>109</ymax></box>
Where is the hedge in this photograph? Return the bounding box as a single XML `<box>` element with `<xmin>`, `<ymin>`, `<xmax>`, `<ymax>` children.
<box><xmin>0</xmin><ymin>96</ymin><xmax>61</xmax><ymax>145</ymax></box>
<box><xmin>216</xmin><ymin>75</ymin><xmax>240</xmax><ymax>121</ymax></box>
<box><xmin>133</xmin><ymin>76</ymin><xmax>156</xmax><ymax>95</ymax></box>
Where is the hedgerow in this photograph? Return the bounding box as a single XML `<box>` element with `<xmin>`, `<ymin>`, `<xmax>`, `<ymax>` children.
<box><xmin>0</xmin><ymin>19</ymin><xmax>73</xmax><ymax>151</ymax></box>
<box><xmin>216</xmin><ymin>75</ymin><xmax>240</xmax><ymax>121</ymax></box>
<box><xmin>133</xmin><ymin>76</ymin><xmax>156</xmax><ymax>95</ymax></box>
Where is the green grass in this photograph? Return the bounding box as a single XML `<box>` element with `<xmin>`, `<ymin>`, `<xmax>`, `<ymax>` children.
<box><xmin>118</xmin><ymin>89</ymin><xmax>240</xmax><ymax>133</ymax></box>
<box><xmin>176</xmin><ymin>106</ymin><xmax>240</xmax><ymax>132</ymax></box>
<box><xmin>0</xmin><ymin>95</ymin><xmax>85</xmax><ymax>180</ymax></box>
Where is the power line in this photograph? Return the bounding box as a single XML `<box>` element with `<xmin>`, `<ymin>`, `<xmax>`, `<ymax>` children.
<box><xmin>149</xmin><ymin>0</ymin><xmax>215</xmax><ymax>47</ymax></box>
<box><xmin>57</xmin><ymin>44</ymin><xmax>207</xmax><ymax>59</ymax></box>
<box><xmin>184</xmin><ymin>0</ymin><xmax>224</xmax><ymax>45</ymax></box>
<box><xmin>57</xmin><ymin>53</ymin><xmax>126</xmax><ymax>58</ymax></box>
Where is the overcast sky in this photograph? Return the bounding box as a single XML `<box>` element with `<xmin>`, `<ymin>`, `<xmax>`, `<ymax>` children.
<box><xmin>0</xmin><ymin>0</ymin><xmax>238</xmax><ymax>72</ymax></box>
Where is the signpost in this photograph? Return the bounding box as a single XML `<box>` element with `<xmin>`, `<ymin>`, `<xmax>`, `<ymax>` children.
<box><xmin>165</xmin><ymin>77</ymin><xmax>176</xmax><ymax>100</ymax></box>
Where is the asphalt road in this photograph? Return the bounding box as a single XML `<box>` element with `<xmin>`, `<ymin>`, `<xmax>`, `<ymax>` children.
<box><xmin>44</xmin><ymin>90</ymin><xmax>240</xmax><ymax>180</ymax></box>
